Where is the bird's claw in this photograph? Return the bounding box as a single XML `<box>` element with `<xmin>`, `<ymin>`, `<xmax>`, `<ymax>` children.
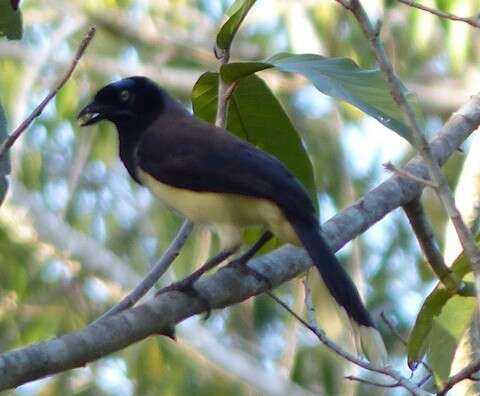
<box><xmin>226</xmin><ymin>259</ymin><xmax>273</xmax><ymax>289</ymax></box>
<box><xmin>156</xmin><ymin>280</ymin><xmax>212</xmax><ymax>319</ymax></box>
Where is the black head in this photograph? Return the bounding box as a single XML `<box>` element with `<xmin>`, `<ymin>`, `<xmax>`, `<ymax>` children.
<box><xmin>78</xmin><ymin>76</ymin><xmax>166</xmax><ymax>129</ymax></box>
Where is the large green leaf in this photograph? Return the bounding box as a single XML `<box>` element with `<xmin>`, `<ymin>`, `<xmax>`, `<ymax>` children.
<box><xmin>408</xmin><ymin>244</ymin><xmax>476</xmax><ymax>372</ymax></box>
<box><xmin>191</xmin><ymin>72</ymin><xmax>317</xmax><ymax>210</ymax></box>
<box><xmin>0</xmin><ymin>101</ymin><xmax>9</xmax><ymax>207</ymax></box>
<box><xmin>427</xmin><ymin>288</ymin><xmax>476</xmax><ymax>386</ymax></box>
<box><xmin>0</xmin><ymin>1</ymin><xmax>22</xmax><ymax>40</ymax></box>
<box><xmin>221</xmin><ymin>53</ymin><xmax>424</xmax><ymax>144</ymax></box>
<box><xmin>216</xmin><ymin>0</ymin><xmax>256</xmax><ymax>50</ymax></box>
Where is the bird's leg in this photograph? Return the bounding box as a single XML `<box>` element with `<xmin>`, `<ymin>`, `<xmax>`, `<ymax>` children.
<box><xmin>225</xmin><ymin>231</ymin><xmax>273</xmax><ymax>288</ymax></box>
<box><xmin>157</xmin><ymin>247</ymin><xmax>238</xmax><ymax>295</ymax></box>
<box><xmin>156</xmin><ymin>245</ymin><xmax>239</xmax><ymax>317</ymax></box>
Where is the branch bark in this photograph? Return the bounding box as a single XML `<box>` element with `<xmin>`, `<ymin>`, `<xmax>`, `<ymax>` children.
<box><xmin>1</xmin><ymin>92</ymin><xmax>480</xmax><ymax>389</ymax></box>
<box><xmin>403</xmin><ymin>198</ymin><xmax>459</xmax><ymax>291</ymax></box>
<box><xmin>337</xmin><ymin>0</ymin><xmax>480</xmax><ymax>300</ymax></box>
<box><xmin>5</xmin><ymin>182</ymin><xmax>314</xmax><ymax>396</ymax></box>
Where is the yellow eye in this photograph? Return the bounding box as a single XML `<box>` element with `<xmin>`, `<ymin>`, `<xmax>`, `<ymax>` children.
<box><xmin>119</xmin><ymin>90</ymin><xmax>130</xmax><ymax>102</ymax></box>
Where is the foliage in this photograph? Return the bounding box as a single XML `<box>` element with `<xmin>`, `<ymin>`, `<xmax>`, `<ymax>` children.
<box><xmin>0</xmin><ymin>0</ymin><xmax>22</xmax><ymax>40</ymax></box>
<box><xmin>0</xmin><ymin>0</ymin><xmax>479</xmax><ymax>395</ymax></box>
<box><xmin>0</xmin><ymin>0</ymin><xmax>20</xmax><ymax>207</ymax></box>
<box><xmin>191</xmin><ymin>72</ymin><xmax>317</xmax><ymax>208</ymax></box>
<box><xmin>408</xmin><ymin>239</ymin><xmax>478</xmax><ymax>385</ymax></box>
<box><xmin>222</xmin><ymin>54</ymin><xmax>422</xmax><ymax>144</ymax></box>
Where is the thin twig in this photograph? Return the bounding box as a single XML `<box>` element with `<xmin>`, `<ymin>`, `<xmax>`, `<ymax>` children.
<box><xmin>417</xmin><ymin>374</ymin><xmax>432</xmax><ymax>388</ymax></box>
<box><xmin>396</xmin><ymin>0</ymin><xmax>480</xmax><ymax>29</ymax></box>
<box><xmin>267</xmin><ymin>291</ymin><xmax>430</xmax><ymax>396</ymax></box>
<box><xmin>0</xmin><ymin>26</ymin><xmax>96</xmax><ymax>159</ymax></box>
<box><xmin>380</xmin><ymin>312</ymin><xmax>433</xmax><ymax>375</ymax></box>
<box><xmin>91</xmin><ymin>220</ymin><xmax>193</xmax><ymax>324</ymax></box>
<box><xmin>336</xmin><ymin>0</ymin><xmax>480</xmax><ymax>303</ymax></box>
<box><xmin>345</xmin><ymin>374</ymin><xmax>401</xmax><ymax>388</ymax></box>
<box><xmin>384</xmin><ymin>162</ymin><xmax>437</xmax><ymax>188</ymax></box>
<box><xmin>380</xmin><ymin>312</ymin><xmax>408</xmax><ymax>346</ymax></box>
<box><xmin>215</xmin><ymin>46</ymin><xmax>235</xmax><ymax>129</ymax></box>
<box><xmin>438</xmin><ymin>359</ymin><xmax>480</xmax><ymax>395</ymax></box>
<box><xmin>403</xmin><ymin>198</ymin><xmax>460</xmax><ymax>291</ymax></box>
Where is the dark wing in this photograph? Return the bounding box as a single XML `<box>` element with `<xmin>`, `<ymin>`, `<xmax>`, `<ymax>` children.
<box><xmin>137</xmin><ymin>116</ymin><xmax>316</xmax><ymax>221</ymax></box>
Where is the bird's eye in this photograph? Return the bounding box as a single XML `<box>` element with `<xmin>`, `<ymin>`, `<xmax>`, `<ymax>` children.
<box><xmin>119</xmin><ymin>90</ymin><xmax>130</xmax><ymax>102</ymax></box>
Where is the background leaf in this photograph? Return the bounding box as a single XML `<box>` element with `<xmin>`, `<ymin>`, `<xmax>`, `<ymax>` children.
<box><xmin>0</xmin><ymin>101</ymin><xmax>10</xmax><ymax>207</ymax></box>
<box><xmin>191</xmin><ymin>71</ymin><xmax>317</xmax><ymax>210</ymax></box>
<box><xmin>216</xmin><ymin>0</ymin><xmax>256</xmax><ymax>50</ymax></box>
<box><xmin>427</xmin><ymin>290</ymin><xmax>476</xmax><ymax>386</ymax></box>
<box><xmin>0</xmin><ymin>1</ymin><xmax>22</xmax><ymax>40</ymax></box>
<box><xmin>222</xmin><ymin>54</ymin><xmax>424</xmax><ymax>143</ymax></box>
<box><xmin>408</xmin><ymin>243</ymin><xmax>476</xmax><ymax>369</ymax></box>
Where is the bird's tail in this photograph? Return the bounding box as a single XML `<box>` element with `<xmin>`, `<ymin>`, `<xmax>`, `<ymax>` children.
<box><xmin>287</xmin><ymin>214</ymin><xmax>388</xmax><ymax>366</ymax></box>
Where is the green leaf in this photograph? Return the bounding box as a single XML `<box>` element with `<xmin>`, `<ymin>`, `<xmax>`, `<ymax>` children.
<box><xmin>216</xmin><ymin>0</ymin><xmax>256</xmax><ymax>50</ymax></box>
<box><xmin>191</xmin><ymin>72</ymin><xmax>317</xmax><ymax>210</ymax></box>
<box><xmin>407</xmin><ymin>244</ymin><xmax>476</xmax><ymax>370</ymax></box>
<box><xmin>221</xmin><ymin>53</ymin><xmax>424</xmax><ymax>144</ymax></box>
<box><xmin>427</xmin><ymin>289</ymin><xmax>476</xmax><ymax>386</ymax></box>
<box><xmin>0</xmin><ymin>100</ymin><xmax>10</xmax><ymax>207</ymax></box>
<box><xmin>0</xmin><ymin>1</ymin><xmax>23</xmax><ymax>40</ymax></box>
<box><xmin>225</xmin><ymin>0</ymin><xmax>246</xmax><ymax>16</ymax></box>
<box><xmin>221</xmin><ymin>62</ymin><xmax>272</xmax><ymax>83</ymax></box>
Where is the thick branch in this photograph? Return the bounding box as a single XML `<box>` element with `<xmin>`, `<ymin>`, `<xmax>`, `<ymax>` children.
<box><xmin>1</xmin><ymin>93</ymin><xmax>480</xmax><ymax>389</ymax></box>
<box><xmin>6</xmin><ymin>182</ymin><xmax>313</xmax><ymax>396</ymax></box>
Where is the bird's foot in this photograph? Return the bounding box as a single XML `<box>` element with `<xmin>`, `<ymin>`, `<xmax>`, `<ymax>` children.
<box><xmin>226</xmin><ymin>258</ymin><xmax>272</xmax><ymax>289</ymax></box>
<box><xmin>156</xmin><ymin>277</ymin><xmax>212</xmax><ymax>319</ymax></box>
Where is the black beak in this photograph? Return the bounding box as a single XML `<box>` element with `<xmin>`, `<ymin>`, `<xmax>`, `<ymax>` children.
<box><xmin>77</xmin><ymin>101</ymin><xmax>105</xmax><ymax>126</ymax></box>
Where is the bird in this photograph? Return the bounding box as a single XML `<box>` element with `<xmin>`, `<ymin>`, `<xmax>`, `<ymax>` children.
<box><xmin>78</xmin><ymin>76</ymin><xmax>387</xmax><ymax>365</ymax></box>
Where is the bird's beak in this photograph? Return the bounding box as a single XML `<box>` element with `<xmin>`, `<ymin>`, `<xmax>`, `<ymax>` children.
<box><xmin>77</xmin><ymin>101</ymin><xmax>105</xmax><ymax>127</ymax></box>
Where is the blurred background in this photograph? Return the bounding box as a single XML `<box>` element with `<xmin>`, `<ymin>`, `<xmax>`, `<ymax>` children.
<box><xmin>1</xmin><ymin>0</ymin><xmax>479</xmax><ymax>395</ymax></box>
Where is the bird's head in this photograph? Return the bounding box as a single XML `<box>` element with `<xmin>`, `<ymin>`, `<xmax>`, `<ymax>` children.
<box><xmin>78</xmin><ymin>76</ymin><xmax>166</xmax><ymax>129</ymax></box>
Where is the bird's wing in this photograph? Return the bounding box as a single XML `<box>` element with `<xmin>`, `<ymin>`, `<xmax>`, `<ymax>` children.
<box><xmin>136</xmin><ymin>117</ymin><xmax>315</xmax><ymax>220</ymax></box>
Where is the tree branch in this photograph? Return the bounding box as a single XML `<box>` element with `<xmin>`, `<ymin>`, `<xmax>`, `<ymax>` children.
<box><xmin>269</xmin><ymin>287</ymin><xmax>428</xmax><ymax>396</ymax></box>
<box><xmin>396</xmin><ymin>0</ymin><xmax>480</xmax><ymax>28</ymax></box>
<box><xmin>92</xmin><ymin>220</ymin><xmax>193</xmax><ymax>324</ymax></box>
<box><xmin>179</xmin><ymin>322</ymin><xmax>319</xmax><ymax>396</ymax></box>
<box><xmin>1</xmin><ymin>92</ymin><xmax>480</xmax><ymax>389</ymax></box>
<box><xmin>384</xmin><ymin>162</ymin><xmax>437</xmax><ymax>188</ymax></box>
<box><xmin>403</xmin><ymin>197</ymin><xmax>460</xmax><ymax>291</ymax></box>
<box><xmin>438</xmin><ymin>359</ymin><xmax>480</xmax><ymax>395</ymax></box>
<box><xmin>6</xmin><ymin>182</ymin><xmax>314</xmax><ymax>396</ymax></box>
<box><xmin>0</xmin><ymin>26</ymin><xmax>96</xmax><ymax>159</ymax></box>
<box><xmin>336</xmin><ymin>0</ymin><xmax>480</xmax><ymax>300</ymax></box>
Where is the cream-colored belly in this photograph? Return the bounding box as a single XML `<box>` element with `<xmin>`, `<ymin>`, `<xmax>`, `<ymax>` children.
<box><xmin>139</xmin><ymin>170</ymin><xmax>300</xmax><ymax>249</ymax></box>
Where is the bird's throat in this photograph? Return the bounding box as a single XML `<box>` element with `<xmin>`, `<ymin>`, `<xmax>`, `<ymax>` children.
<box><xmin>118</xmin><ymin>131</ymin><xmax>142</xmax><ymax>184</ymax></box>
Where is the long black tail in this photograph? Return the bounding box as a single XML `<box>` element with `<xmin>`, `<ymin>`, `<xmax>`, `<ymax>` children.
<box><xmin>287</xmin><ymin>214</ymin><xmax>387</xmax><ymax>364</ymax></box>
